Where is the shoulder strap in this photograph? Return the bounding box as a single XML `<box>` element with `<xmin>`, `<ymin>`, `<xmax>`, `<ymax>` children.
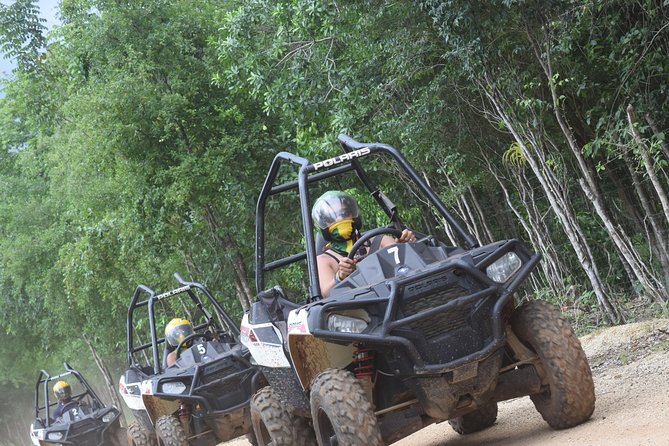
<box><xmin>370</xmin><ymin>234</ymin><xmax>384</xmax><ymax>253</ymax></box>
<box><xmin>322</xmin><ymin>250</ymin><xmax>340</xmax><ymax>264</ymax></box>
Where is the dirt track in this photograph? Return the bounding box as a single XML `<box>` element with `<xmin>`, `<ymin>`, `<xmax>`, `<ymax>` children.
<box><xmin>223</xmin><ymin>318</ymin><xmax>669</xmax><ymax>446</ymax></box>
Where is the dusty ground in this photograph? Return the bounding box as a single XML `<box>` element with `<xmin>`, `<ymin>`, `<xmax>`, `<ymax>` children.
<box><xmin>223</xmin><ymin>318</ymin><xmax>669</xmax><ymax>446</ymax></box>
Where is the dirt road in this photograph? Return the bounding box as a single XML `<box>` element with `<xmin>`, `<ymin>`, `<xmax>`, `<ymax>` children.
<box><xmin>223</xmin><ymin>318</ymin><xmax>669</xmax><ymax>446</ymax></box>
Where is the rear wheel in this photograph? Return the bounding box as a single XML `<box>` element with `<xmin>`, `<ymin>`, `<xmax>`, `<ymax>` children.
<box><xmin>511</xmin><ymin>300</ymin><xmax>595</xmax><ymax>429</ymax></box>
<box><xmin>133</xmin><ymin>409</ymin><xmax>155</xmax><ymax>432</ymax></box>
<box><xmin>251</xmin><ymin>386</ymin><xmax>316</xmax><ymax>446</ymax></box>
<box><xmin>448</xmin><ymin>402</ymin><xmax>498</xmax><ymax>434</ymax></box>
<box><xmin>310</xmin><ymin>369</ymin><xmax>383</xmax><ymax>446</ymax></box>
<box><xmin>127</xmin><ymin>421</ymin><xmax>157</xmax><ymax>446</ymax></box>
<box><xmin>155</xmin><ymin>415</ymin><xmax>188</xmax><ymax>446</ymax></box>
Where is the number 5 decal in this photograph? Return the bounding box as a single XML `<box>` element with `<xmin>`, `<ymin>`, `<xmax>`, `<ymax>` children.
<box><xmin>387</xmin><ymin>246</ymin><xmax>400</xmax><ymax>264</ymax></box>
<box><xmin>197</xmin><ymin>344</ymin><xmax>206</xmax><ymax>355</ymax></box>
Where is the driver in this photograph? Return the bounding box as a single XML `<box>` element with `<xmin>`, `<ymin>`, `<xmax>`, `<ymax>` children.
<box><xmin>165</xmin><ymin>318</ymin><xmax>194</xmax><ymax>367</ymax></box>
<box><xmin>51</xmin><ymin>381</ymin><xmax>73</xmax><ymax>422</ymax></box>
<box><xmin>312</xmin><ymin>190</ymin><xmax>415</xmax><ymax>297</ymax></box>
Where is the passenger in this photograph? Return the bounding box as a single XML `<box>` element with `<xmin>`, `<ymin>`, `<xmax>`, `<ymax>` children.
<box><xmin>312</xmin><ymin>190</ymin><xmax>415</xmax><ymax>297</ymax></box>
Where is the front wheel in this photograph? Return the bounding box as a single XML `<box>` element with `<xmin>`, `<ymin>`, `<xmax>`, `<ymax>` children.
<box><xmin>310</xmin><ymin>369</ymin><xmax>383</xmax><ymax>446</ymax></box>
<box><xmin>511</xmin><ymin>300</ymin><xmax>595</xmax><ymax>429</ymax></box>
<box><xmin>155</xmin><ymin>415</ymin><xmax>188</xmax><ymax>446</ymax></box>
<box><xmin>448</xmin><ymin>402</ymin><xmax>498</xmax><ymax>434</ymax></box>
<box><xmin>251</xmin><ymin>387</ymin><xmax>316</xmax><ymax>446</ymax></box>
<box><xmin>127</xmin><ymin>421</ymin><xmax>157</xmax><ymax>446</ymax></box>
<box><xmin>133</xmin><ymin>409</ymin><xmax>155</xmax><ymax>432</ymax></box>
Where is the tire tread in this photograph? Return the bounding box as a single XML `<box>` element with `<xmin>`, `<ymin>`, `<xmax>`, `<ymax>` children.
<box><xmin>511</xmin><ymin>300</ymin><xmax>595</xmax><ymax>429</ymax></box>
<box><xmin>251</xmin><ymin>386</ymin><xmax>316</xmax><ymax>446</ymax></box>
<box><xmin>310</xmin><ymin>368</ymin><xmax>383</xmax><ymax>446</ymax></box>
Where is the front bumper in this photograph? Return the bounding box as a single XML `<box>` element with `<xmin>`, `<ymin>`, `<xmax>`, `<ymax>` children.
<box><xmin>311</xmin><ymin>240</ymin><xmax>540</xmax><ymax>374</ymax></box>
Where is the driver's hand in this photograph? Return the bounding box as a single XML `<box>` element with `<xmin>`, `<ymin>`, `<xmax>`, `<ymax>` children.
<box><xmin>338</xmin><ymin>257</ymin><xmax>357</xmax><ymax>280</ymax></box>
<box><xmin>397</xmin><ymin>229</ymin><xmax>417</xmax><ymax>243</ymax></box>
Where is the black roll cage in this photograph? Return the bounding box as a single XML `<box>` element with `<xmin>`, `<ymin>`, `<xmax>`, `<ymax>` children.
<box><xmin>126</xmin><ymin>273</ymin><xmax>241</xmax><ymax>375</ymax></box>
<box><xmin>34</xmin><ymin>362</ymin><xmax>104</xmax><ymax>427</ymax></box>
<box><xmin>255</xmin><ymin>134</ymin><xmax>478</xmax><ymax>301</ymax></box>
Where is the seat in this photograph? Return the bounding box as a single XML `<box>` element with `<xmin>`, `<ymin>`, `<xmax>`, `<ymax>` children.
<box><xmin>315</xmin><ymin>232</ymin><xmax>328</xmax><ymax>253</ymax></box>
<box><xmin>257</xmin><ymin>286</ymin><xmax>300</xmax><ymax>322</ymax></box>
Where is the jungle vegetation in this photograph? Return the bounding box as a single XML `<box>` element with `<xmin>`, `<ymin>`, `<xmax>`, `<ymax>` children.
<box><xmin>1</xmin><ymin>0</ymin><xmax>667</xmax><ymax>442</ymax></box>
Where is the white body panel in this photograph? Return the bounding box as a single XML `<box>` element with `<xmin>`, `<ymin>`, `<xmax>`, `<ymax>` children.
<box><xmin>240</xmin><ymin>313</ymin><xmax>291</xmax><ymax>368</ymax></box>
<box><xmin>118</xmin><ymin>374</ymin><xmax>147</xmax><ymax>411</ymax></box>
<box><xmin>29</xmin><ymin>425</ymin><xmax>41</xmax><ymax>446</ymax></box>
<box><xmin>140</xmin><ymin>379</ymin><xmax>154</xmax><ymax>396</ymax></box>
<box><xmin>287</xmin><ymin>307</ymin><xmax>311</xmax><ymax>336</ymax></box>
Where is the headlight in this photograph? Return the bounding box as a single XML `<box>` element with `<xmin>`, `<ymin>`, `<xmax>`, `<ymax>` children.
<box><xmin>47</xmin><ymin>431</ymin><xmax>63</xmax><ymax>441</ymax></box>
<box><xmin>327</xmin><ymin>314</ymin><xmax>368</xmax><ymax>333</ymax></box>
<box><xmin>486</xmin><ymin>252</ymin><xmax>522</xmax><ymax>282</ymax></box>
<box><xmin>101</xmin><ymin>410</ymin><xmax>117</xmax><ymax>423</ymax></box>
<box><xmin>161</xmin><ymin>381</ymin><xmax>187</xmax><ymax>394</ymax></box>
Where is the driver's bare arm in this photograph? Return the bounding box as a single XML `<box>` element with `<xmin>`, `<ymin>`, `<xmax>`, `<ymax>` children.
<box><xmin>379</xmin><ymin>228</ymin><xmax>416</xmax><ymax>248</ymax></box>
<box><xmin>317</xmin><ymin>253</ymin><xmax>357</xmax><ymax>297</ymax></box>
<box><xmin>166</xmin><ymin>350</ymin><xmax>177</xmax><ymax>367</ymax></box>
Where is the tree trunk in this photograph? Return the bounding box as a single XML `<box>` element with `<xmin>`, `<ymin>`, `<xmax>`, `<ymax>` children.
<box><xmin>445</xmin><ymin>174</ymin><xmax>481</xmax><ymax>242</ymax></box>
<box><xmin>422</xmin><ymin>171</ymin><xmax>459</xmax><ymax>246</ymax></box>
<box><xmin>578</xmin><ymin>178</ymin><xmax>666</xmax><ymax>303</ymax></box>
<box><xmin>480</xmin><ymin>75</ymin><xmax>621</xmax><ymax>323</ymax></box>
<box><xmin>516</xmin><ymin>168</ymin><xmax>569</xmax><ymax>293</ymax></box>
<box><xmin>203</xmin><ymin>205</ymin><xmax>254</xmax><ymax>311</ymax></box>
<box><xmin>486</xmin><ymin>158</ymin><xmax>566</xmax><ymax>294</ymax></box>
<box><xmin>628</xmin><ymin>105</ymin><xmax>669</xmax><ymax>225</ymax></box>
<box><xmin>82</xmin><ymin>334</ymin><xmax>126</xmax><ymax>428</ymax></box>
<box><xmin>467</xmin><ymin>186</ymin><xmax>495</xmax><ymax>244</ymax></box>
<box><xmin>645</xmin><ymin>112</ymin><xmax>669</xmax><ymax>163</ymax></box>
<box><xmin>532</xmin><ymin>35</ymin><xmax>665</xmax><ymax>304</ymax></box>
<box><xmin>621</xmin><ymin>148</ymin><xmax>669</xmax><ymax>287</ymax></box>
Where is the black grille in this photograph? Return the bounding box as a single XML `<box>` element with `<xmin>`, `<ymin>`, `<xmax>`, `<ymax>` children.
<box><xmin>201</xmin><ymin>363</ymin><xmax>238</xmax><ymax>386</ymax></box>
<box><xmin>401</xmin><ymin>285</ymin><xmax>469</xmax><ymax>339</ymax></box>
<box><xmin>69</xmin><ymin>429</ymin><xmax>99</xmax><ymax>445</ymax></box>
<box><xmin>70</xmin><ymin>418</ymin><xmax>97</xmax><ymax>432</ymax></box>
<box><xmin>204</xmin><ymin>377</ymin><xmax>239</xmax><ymax>396</ymax></box>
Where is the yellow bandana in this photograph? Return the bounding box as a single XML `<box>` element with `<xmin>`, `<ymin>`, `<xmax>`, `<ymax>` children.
<box><xmin>328</xmin><ymin>219</ymin><xmax>355</xmax><ymax>254</ymax></box>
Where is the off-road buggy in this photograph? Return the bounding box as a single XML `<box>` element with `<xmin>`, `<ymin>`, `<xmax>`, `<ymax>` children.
<box><xmin>30</xmin><ymin>362</ymin><xmax>124</xmax><ymax>446</ymax></box>
<box><xmin>241</xmin><ymin>135</ymin><xmax>595</xmax><ymax>445</ymax></box>
<box><xmin>119</xmin><ymin>273</ymin><xmax>263</xmax><ymax>446</ymax></box>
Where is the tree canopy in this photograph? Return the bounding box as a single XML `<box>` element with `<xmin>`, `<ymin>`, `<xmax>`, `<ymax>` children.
<box><xmin>1</xmin><ymin>0</ymin><xmax>668</xmax><ymax>440</ymax></box>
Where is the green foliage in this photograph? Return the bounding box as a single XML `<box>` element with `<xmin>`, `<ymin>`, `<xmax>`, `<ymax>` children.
<box><xmin>1</xmin><ymin>0</ymin><xmax>668</xmax><ymax>438</ymax></box>
<box><xmin>1</xmin><ymin>0</ymin><xmax>277</xmax><ymax>431</ymax></box>
<box><xmin>0</xmin><ymin>0</ymin><xmax>47</xmax><ymax>72</ymax></box>
<box><xmin>502</xmin><ymin>141</ymin><xmax>527</xmax><ymax>168</ymax></box>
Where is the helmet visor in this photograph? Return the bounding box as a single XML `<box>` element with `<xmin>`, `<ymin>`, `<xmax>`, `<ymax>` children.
<box><xmin>53</xmin><ymin>382</ymin><xmax>71</xmax><ymax>401</ymax></box>
<box><xmin>166</xmin><ymin>323</ymin><xmax>193</xmax><ymax>347</ymax></box>
<box><xmin>312</xmin><ymin>192</ymin><xmax>360</xmax><ymax>229</ymax></box>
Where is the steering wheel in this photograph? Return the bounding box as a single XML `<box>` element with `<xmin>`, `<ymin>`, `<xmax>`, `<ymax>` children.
<box><xmin>60</xmin><ymin>400</ymin><xmax>80</xmax><ymax>414</ymax></box>
<box><xmin>53</xmin><ymin>400</ymin><xmax>80</xmax><ymax>423</ymax></box>
<box><xmin>347</xmin><ymin>228</ymin><xmax>403</xmax><ymax>260</ymax></box>
<box><xmin>174</xmin><ymin>333</ymin><xmax>209</xmax><ymax>359</ymax></box>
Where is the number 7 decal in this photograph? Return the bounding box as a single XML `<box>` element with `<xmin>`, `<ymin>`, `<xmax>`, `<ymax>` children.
<box><xmin>387</xmin><ymin>246</ymin><xmax>400</xmax><ymax>264</ymax></box>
